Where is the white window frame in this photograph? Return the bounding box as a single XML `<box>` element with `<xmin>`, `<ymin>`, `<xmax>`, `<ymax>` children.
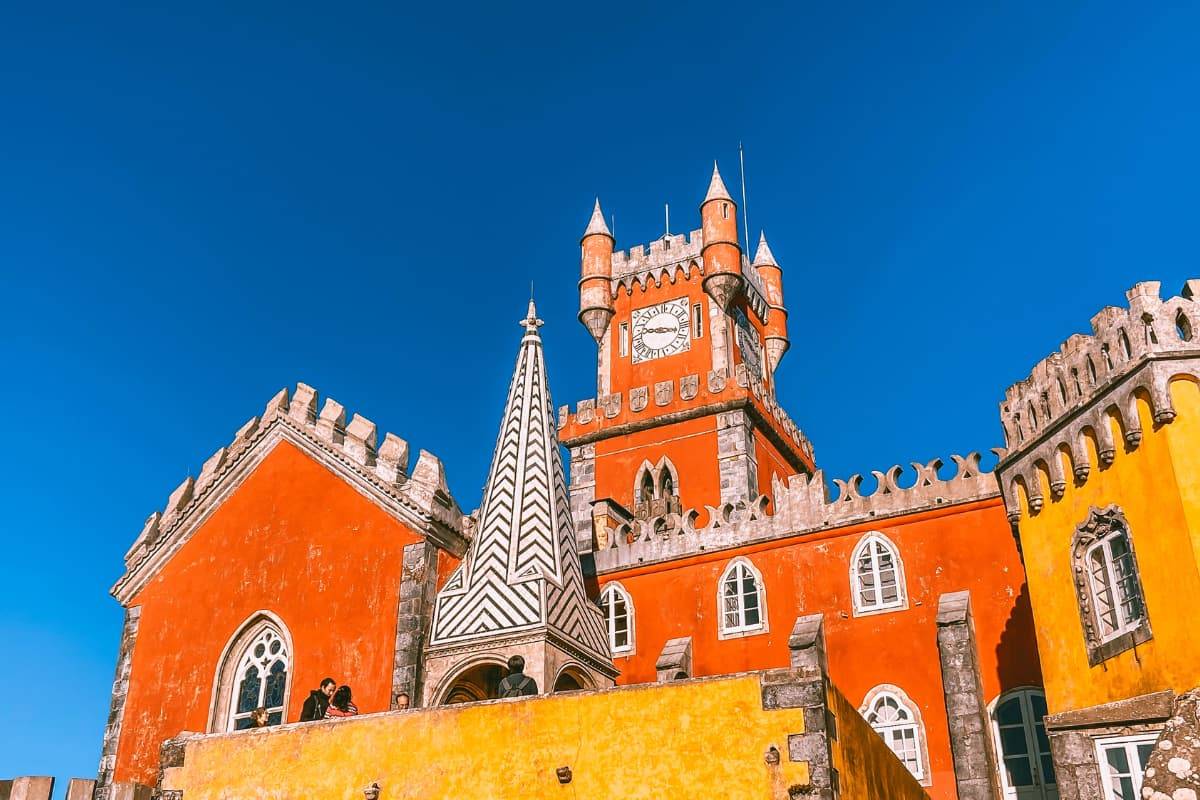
<box><xmin>1095</xmin><ymin>733</ymin><xmax>1159</xmax><ymax>800</ymax></box>
<box><xmin>860</xmin><ymin>684</ymin><xmax>929</xmax><ymax>784</ymax></box>
<box><xmin>849</xmin><ymin>532</ymin><xmax>908</xmax><ymax>616</ymax></box>
<box><xmin>1084</xmin><ymin>533</ymin><xmax>1145</xmax><ymax>642</ymax></box>
<box><xmin>717</xmin><ymin>557</ymin><xmax>768</xmax><ymax>639</ymax></box>
<box><xmin>599</xmin><ymin>582</ymin><xmax>635</xmax><ymax>656</ymax></box>
<box><xmin>989</xmin><ymin>688</ymin><xmax>1055</xmax><ymax>798</ymax></box>
<box><xmin>225</xmin><ymin>623</ymin><xmax>290</xmax><ymax>731</ymax></box>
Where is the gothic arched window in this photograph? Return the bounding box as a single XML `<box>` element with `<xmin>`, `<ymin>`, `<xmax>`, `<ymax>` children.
<box><xmin>639</xmin><ymin>471</ymin><xmax>655</xmax><ymax>505</ymax></box>
<box><xmin>1072</xmin><ymin>506</ymin><xmax>1151</xmax><ymax>665</ymax></box>
<box><xmin>718</xmin><ymin>558</ymin><xmax>767</xmax><ymax>637</ymax></box>
<box><xmin>851</xmin><ymin>533</ymin><xmax>907</xmax><ymax>615</ymax></box>
<box><xmin>862</xmin><ymin>686</ymin><xmax>928</xmax><ymax>782</ymax></box>
<box><xmin>599</xmin><ymin>583</ymin><xmax>634</xmax><ymax>655</ymax></box>
<box><xmin>210</xmin><ymin>613</ymin><xmax>292</xmax><ymax>732</ymax></box>
<box><xmin>660</xmin><ymin>469</ymin><xmax>674</xmax><ymax>499</ymax></box>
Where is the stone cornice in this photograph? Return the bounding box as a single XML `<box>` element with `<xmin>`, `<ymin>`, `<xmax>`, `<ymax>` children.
<box><xmin>112</xmin><ymin>384</ymin><xmax>469</xmax><ymax>606</ymax></box>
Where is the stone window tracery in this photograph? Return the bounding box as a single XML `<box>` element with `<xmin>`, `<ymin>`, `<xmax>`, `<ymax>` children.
<box><xmin>850</xmin><ymin>532</ymin><xmax>908</xmax><ymax>615</ymax></box>
<box><xmin>632</xmin><ymin>458</ymin><xmax>681</xmax><ymax>519</ymax></box>
<box><xmin>210</xmin><ymin>613</ymin><xmax>293</xmax><ymax>732</ymax></box>
<box><xmin>718</xmin><ymin>557</ymin><xmax>767</xmax><ymax>638</ymax></box>
<box><xmin>1072</xmin><ymin>506</ymin><xmax>1151</xmax><ymax>665</ymax></box>
<box><xmin>599</xmin><ymin>582</ymin><xmax>634</xmax><ymax>655</ymax></box>
<box><xmin>861</xmin><ymin>685</ymin><xmax>928</xmax><ymax>782</ymax></box>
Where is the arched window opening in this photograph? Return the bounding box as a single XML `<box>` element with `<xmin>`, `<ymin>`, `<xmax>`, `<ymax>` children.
<box><xmin>659</xmin><ymin>469</ymin><xmax>674</xmax><ymax>499</ymax></box>
<box><xmin>1102</xmin><ymin>343</ymin><xmax>1114</xmax><ymax>371</ymax></box>
<box><xmin>851</xmin><ymin>533</ymin><xmax>907</xmax><ymax>614</ymax></box>
<box><xmin>639</xmin><ymin>471</ymin><xmax>655</xmax><ymax>505</ymax></box>
<box><xmin>1027</xmin><ymin>402</ymin><xmax>1038</xmax><ymax>430</ymax></box>
<box><xmin>863</xmin><ymin>689</ymin><xmax>926</xmax><ymax>781</ymax></box>
<box><xmin>1087</xmin><ymin>356</ymin><xmax>1098</xmax><ymax>385</ymax></box>
<box><xmin>722</xmin><ymin>202</ymin><xmax>729</xmax><ymax>220</ymax></box>
<box><xmin>599</xmin><ymin>584</ymin><xmax>634</xmax><ymax>655</ymax></box>
<box><xmin>1118</xmin><ymin>329</ymin><xmax>1132</xmax><ymax>359</ymax></box>
<box><xmin>1057</xmin><ymin>378</ymin><xmax>1068</xmax><ymax>405</ymax></box>
<box><xmin>1072</xmin><ymin>507</ymin><xmax>1151</xmax><ymax>665</ymax></box>
<box><xmin>1071</xmin><ymin>368</ymin><xmax>1082</xmax><ymax>398</ymax></box>
<box><xmin>1142</xmin><ymin>313</ymin><xmax>1158</xmax><ymax>345</ymax></box>
<box><xmin>553</xmin><ymin>672</ymin><xmax>583</xmax><ymax>693</ymax></box>
<box><xmin>719</xmin><ymin>559</ymin><xmax>766</xmax><ymax>636</ymax></box>
<box><xmin>228</xmin><ymin>626</ymin><xmax>289</xmax><ymax>730</ymax></box>
<box><xmin>991</xmin><ymin>689</ymin><xmax>1056</xmax><ymax>799</ymax></box>
<box><xmin>1177</xmin><ymin>310</ymin><xmax>1193</xmax><ymax>342</ymax></box>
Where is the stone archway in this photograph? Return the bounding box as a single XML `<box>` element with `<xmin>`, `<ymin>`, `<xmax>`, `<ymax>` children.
<box><xmin>552</xmin><ymin>664</ymin><xmax>594</xmax><ymax>694</ymax></box>
<box><xmin>438</xmin><ymin>660</ymin><xmax>506</xmax><ymax>705</ymax></box>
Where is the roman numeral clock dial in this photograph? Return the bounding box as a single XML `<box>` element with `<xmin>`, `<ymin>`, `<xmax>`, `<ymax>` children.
<box><xmin>631</xmin><ymin>298</ymin><xmax>692</xmax><ymax>364</ymax></box>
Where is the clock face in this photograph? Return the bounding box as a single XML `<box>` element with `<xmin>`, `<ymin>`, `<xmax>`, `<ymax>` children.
<box><xmin>631</xmin><ymin>298</ymin><xmax>691</xmax><ymax>364</ymax></box>
<box><xmin>733</xmin><ymin>308</ymin><xmax>763</xmax><ymax>380</ymax></box>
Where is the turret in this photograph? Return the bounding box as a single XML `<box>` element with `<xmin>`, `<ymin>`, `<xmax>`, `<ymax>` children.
<box><xmin>699</xmin><ymin>162</ymin><xmax>743</xmax><ymax>311</ymax></box>
<box><xmin>579</xmin><ymin>199</ymin><xmax>615</xmax><ymax>343</ymax></box>
<box><xmin>754</xmin><ymin>232</ymin><xmax>789</xmax><ymax>372</ymax></box>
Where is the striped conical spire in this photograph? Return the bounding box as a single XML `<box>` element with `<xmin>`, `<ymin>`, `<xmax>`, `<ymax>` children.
<box><xmin>428</xmin><ymin>301</ymin><xmax>612</xmax><ymax>669</ymax></box>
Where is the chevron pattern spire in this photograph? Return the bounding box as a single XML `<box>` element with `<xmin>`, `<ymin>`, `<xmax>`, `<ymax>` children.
<box><xmin>428</xmin><ymin>301</ymin><xmax>612</xmax><ymax>667</ymax></box>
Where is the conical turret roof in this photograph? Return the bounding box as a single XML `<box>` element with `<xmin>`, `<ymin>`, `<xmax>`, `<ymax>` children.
<box><xmin>428</xmin><ymin>301</ymin><xmax>612</xmax><ymax>667</ymax></box>
<box><xmin>582</xmin><ymin>198</ymin><xmax>612</xmax><ymax>239</ymax></box>
<box><xmin>753</xmin><ymin>231</ymin><xmax>779</xmax><ymax>267</ymax></box>
<box><xmin>704</xmin><ymin>161</ymin><xmax>734</xmax><ymax>204</ymax></box>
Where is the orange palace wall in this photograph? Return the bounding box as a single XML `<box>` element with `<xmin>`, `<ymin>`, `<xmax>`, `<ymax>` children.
<box><xmin>599</xmin><ymin>496</ymin><xmax>1041</xmax><ymax>799</ymax></box>
<box><xmin>115</xmin><ymin>441</ymin><xmax>430</xmax><ymax>786</ymax></box>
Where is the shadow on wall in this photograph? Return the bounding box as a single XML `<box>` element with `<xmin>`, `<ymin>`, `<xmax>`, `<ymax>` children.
<box><xmin>995</xmin><ymin>580</ymin><xmax>1044</xmax><ymax>692</ymax></box>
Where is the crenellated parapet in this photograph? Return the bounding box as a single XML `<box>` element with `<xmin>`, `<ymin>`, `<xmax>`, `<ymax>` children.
<box><xmin>607</xmin><ymin>231</ymin><xmax>769</xmax><ymax>321</ymax></box>
<box><xmin>593</xmin><ymin>450</ymin><xmax>1001</xmax><ymax>572</ymax></box>
<box><xmin>559</xmin><ymin>363</ymin><xmax>816</xmax><ymax>469</ymax></box>
<box><xmin>997</xmin><ymin>280</ymin><xmax>1200</xmax><ymax>520</ymax></box>
<box><xmin>113</xmin><ymin>382</ymin><xmax>469</xmax><ymax>605</ymax></box>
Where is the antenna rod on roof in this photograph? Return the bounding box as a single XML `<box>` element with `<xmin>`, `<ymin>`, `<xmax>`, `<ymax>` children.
<box><xmin>739</xmin><ymin>141</ymin><xmax>750</xmax><ymax>258</ymax></box>
<box><xmin>665</xmin><ymin>203</ymin><xmax>670</xmax><ymax>236</ymax></box>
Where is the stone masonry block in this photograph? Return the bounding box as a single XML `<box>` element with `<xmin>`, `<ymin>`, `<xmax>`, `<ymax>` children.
<box><xmin>9</xmin><ymin>778</ymin><xmax>54</xmax><ymax>800</ymax></box>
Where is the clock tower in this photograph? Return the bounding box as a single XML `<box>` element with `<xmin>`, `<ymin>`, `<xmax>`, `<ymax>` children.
<box><xmin>561</xmin><ymin>164</ymin><xmax>815</xmax><ymax>551</ymax></box>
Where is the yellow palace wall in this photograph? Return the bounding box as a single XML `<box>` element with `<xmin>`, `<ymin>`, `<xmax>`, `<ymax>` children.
<box><xmin>164</xmin><ymin>671</ymin><xmax>928</xmax><ymax>800</ymax></box>
<box><xmin>1014</xmin><ymin>377</ymin><xmax>1200</xmax><ymax>715</ymax></box>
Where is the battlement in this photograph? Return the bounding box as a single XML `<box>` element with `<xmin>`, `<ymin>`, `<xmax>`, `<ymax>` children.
<box><xmin>593</xmin><ymin>449</ymin><xmax>1001</xmax><ymax>572</ymax></box>
<box><xmin>611</xmin><ymin>229</ymin><xmax>704</xmax><ymax>276</ymax></box>
<box><xmin>114</xmin><ymin>383</ymin><xmax>466</xmax><ymax>604</ymax></box>
<box><xmin>997</xmin><ymin>280</ymin><xmax>1200</xmax><ymax>520</ymax></box>
<box><xmin>1000</xmin><ymin>280</ymin><xmax>1200</xmax><ymax>453</ymax></box>
<box><xmin>559</xmin><ymin>363</ymin><xmax>815</xmax><ymax>466</ymax></box>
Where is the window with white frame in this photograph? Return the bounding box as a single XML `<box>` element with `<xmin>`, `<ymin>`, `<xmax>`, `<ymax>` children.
<box><xmin>851</xmin><ymin>533</ymin><xmax>906</xmax><ymax>614</ymax></box>
<box><xmin>599</xmin><ymin>583</ymin><xmax>634</xmax><ymax>655</ymax></box>
<box><xmin>863</xmin><ymin>688</ymin><xmax>926</xmax><ymax>780</ymax></box>
<box><xmin>719</xmin><ymin>559</ymin><xmax>766</xmax><ymax>636</ymax></box>
<box><xmin>991</xmin><ymin>689</ymin><xmax>1055</xmax><ymax>797</ymax></box>
<box><xmin>1096</xmin><ymin>733</ymin><xmax>1158</xmax><ymax>800</ymax></box>
<box><xmin>1085</xmin><ymin>531</ymin><xmax>1144</xmax><ymax>640</ymax></box>
<box><xmin>1072</xmin><ymin>506</ymin><xmax>1150</xmax><ymax>665</ymax></box>
<box><xmin>227</xmin><ymin>624</ymin><xmax>289</xmax><ymax>730</ymax></box>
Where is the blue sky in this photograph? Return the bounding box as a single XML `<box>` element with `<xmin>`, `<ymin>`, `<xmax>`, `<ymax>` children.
<box><xmin>3</xmin><ymin>0</ymin><xmax>1199</xmax><ymax>788</ymax></box>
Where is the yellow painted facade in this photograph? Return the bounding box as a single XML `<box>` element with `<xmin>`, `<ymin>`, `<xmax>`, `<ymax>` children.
<box><xmin>166</xmin><ymin>671</ymin><xmax>928</xmax><ymax>800</ymax></box>
<box><xmin>1012</xmin><ymin>377</ymin><xmax>1200</xmax><ymax>715</ymax></box>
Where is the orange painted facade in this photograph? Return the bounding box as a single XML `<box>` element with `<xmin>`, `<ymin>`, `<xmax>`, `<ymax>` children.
<box><xmin>598</xmin><ymin>498</ymin><xmax>1040</xmax><ymax>800</ymax></box>
<box><xmin>115</xmin><ymin>441</ymin><xmax>447</xmax><ymax>786</ymax></box>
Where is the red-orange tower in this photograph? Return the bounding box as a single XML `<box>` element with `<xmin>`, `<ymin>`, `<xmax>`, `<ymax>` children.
<box><xmin>559</xmin><ymin>163</ymin><xmax>814</xmax><ymax>548</ymax></box>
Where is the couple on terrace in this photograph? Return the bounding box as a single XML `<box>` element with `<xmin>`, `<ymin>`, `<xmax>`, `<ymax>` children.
<box><xmin>299</xmin><ymin>677</ymin><xmax>358</xmax><ymax>721</ymax></box>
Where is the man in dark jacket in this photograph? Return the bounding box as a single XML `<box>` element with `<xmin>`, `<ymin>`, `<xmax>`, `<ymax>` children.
<box><xmin>497</xmin><ymin>655</ymin><xmax>538</xmax><ymax>698</ymax></box>
<box><xmin>300</xmin><ymin>677</ymin><xmax>336</xmax><ymax>721</ymax></box>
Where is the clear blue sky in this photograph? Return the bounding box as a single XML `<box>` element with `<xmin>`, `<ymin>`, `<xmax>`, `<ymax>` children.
<box><xmin>3</xmin><ymin>0</ymin><xmax>1198</xmax><ymax>788</ymax></box>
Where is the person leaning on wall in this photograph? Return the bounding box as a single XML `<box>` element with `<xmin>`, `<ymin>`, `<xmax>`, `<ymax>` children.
<box><xmin>299</xmin><ymin>677</ymin><xmax>336</xmax><ymax>721</ymax></box>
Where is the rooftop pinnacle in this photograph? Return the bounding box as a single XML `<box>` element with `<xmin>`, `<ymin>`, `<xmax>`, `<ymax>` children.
<box><xmin>704</xmin><ymin>161</ymin><xmax>734</xmax><ymax>204</ymax></box>
<box><xmin>522</xmin><ymin>298</ymin><xmax>544</xmax><ymax>333</ymax></box>
<box><xmin>753</xmin><ymin>231</ymin><xmax>778</xmax><ymax>267</ymax></box>
<box><xmin>582</xmin><ymin>198</ymin><xmax>612</xmax><ymax>239</ymax></box>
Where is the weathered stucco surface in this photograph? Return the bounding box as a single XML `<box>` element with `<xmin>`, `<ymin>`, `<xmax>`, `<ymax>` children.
<box><xmin>116</xmin><ymin>440</ymin><xmax>429</xmax><ymax>787</ymax></box>
<box><xmin>169</xmin><ymin>671</ymin><xmax>929</xmax><ymax>800</ymax></box>
<box><xmin>1009</xmin><ymin>381</ymin><xmax>1200</xmax><ymax>715</ymax></box>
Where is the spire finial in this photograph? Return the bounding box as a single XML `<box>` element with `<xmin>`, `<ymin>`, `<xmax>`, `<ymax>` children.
<box><xmin>582</xmin><ymin>197</ymin><xmax>612</xmax><ymax>239</ymax></box>
<box><xmin>522</xmin><ymin>297</ymin><xmax>544</xmax><ymax>333</ymax></box>
<box><xmin>704</xmin><ymin>161</ymin><xmax>734</xmax><ymax>203</ymax></box>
